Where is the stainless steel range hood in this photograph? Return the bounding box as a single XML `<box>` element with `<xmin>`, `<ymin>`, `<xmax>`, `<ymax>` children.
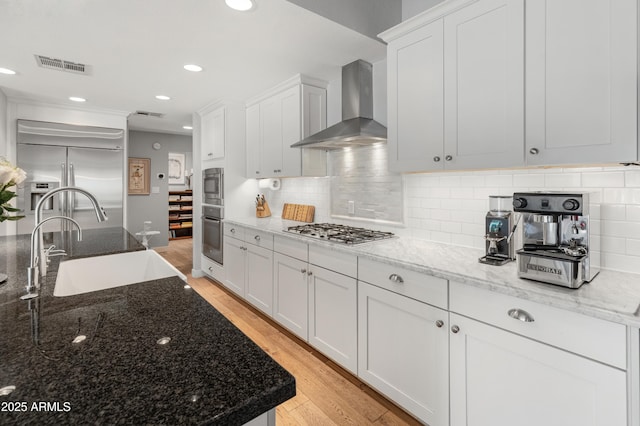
<box><xmin>291</xmin><ymin>59</ymin><xmax>387</xmax><ymax>150</ymax></box>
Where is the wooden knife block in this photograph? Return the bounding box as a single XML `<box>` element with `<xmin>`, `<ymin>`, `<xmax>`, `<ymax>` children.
<box><xmin>256</xmin><ymin>201</ymin><xmax>271</xmax><ymax>218</ymax></box>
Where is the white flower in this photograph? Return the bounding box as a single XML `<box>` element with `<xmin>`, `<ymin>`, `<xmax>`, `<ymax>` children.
<box><xmin>0</xmin><ymin>157</ymin><xmax>26</xmax><ymax>187</ymax></box>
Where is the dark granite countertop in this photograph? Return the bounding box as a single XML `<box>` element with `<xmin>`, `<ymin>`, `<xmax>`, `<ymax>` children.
<box><xmin>0</xmin><ymin>227</ymin><xmax>295</xmax><ymax>425</ymax></box>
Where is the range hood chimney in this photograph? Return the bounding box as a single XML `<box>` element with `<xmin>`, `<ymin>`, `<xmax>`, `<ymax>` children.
<box><xmin>291</xmin><ymin>59</ymin><xmax>387</xmax><ymax>150</ymax></box>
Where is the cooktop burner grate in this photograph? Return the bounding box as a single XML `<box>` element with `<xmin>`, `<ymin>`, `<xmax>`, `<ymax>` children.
<box><xmin>285</xmin><ymin>223</ymin><xmax>394</xmax><ymax>244</ymax></box>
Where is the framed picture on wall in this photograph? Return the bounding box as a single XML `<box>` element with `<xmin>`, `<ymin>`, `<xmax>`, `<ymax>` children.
<box><xmin>128</xmin><ymin>157</ymin><xmax>151</xmax><ymax>195</ymax></box>
<box><xmin>168</xmin><ymin>152</ymin><xmax>186</xmax><ymax>184</ymax></box>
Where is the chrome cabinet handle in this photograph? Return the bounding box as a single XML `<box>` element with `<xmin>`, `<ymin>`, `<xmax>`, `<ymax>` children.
<box><xmin>508</xmin><ymin>308</ymin><xmax>535</xmax><ymax>323</ymax></box>
<box><xmin>301</xmin><ymin>268</ymin><xmax>307</xmax><ymax>274</ymax></box>
<box><xmin>435</xmin><ymin>320</ymin><xmax>444</xmax><ymax>328</ymax></box>
<box><xmin>230</xmin><ymin>228</ymin><xmax>236</xmax><ymax>234</ymax></box>
<box><xmin>433</xmin><ymin>156</ymin><xmax>441</xmax><ymax>162</ymax></box>
<box><xmin>388</xmin><ymin>273</ymin><xmax>404</xmax><ymax>284</ymax></box>
<box><xmin>445</xmin><ymin>155</ymin><xmax>453</xmax><ymax>161</ymax></box>
<box><xmin>254</xmin><ymin>235</ymin><xmax>261</xmax><ymax>241</ymax></box>
<box><xmin>307</xmin><ymin>271</ymin><xmax>313</xmax><ymax>276</ymax></box>
<box><xmin>451</xmin><ymin>325</ymin><xmax>460</xmax><ymax>334</ymax></box>
<box><xmin>529</xmin><ymin>148</ymin><xmax>539</xmax><ymax>155</ymax></box>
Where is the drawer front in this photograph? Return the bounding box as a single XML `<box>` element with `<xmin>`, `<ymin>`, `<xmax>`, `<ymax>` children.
<box><xmin>245</xmin><ymin>228</ymin><xmax>274</xmax><ymax>250</ymax></box>
<box><xmin>309</xmin><ymin>245</ymin><xmax>357</xmax><ymax>278</ymax></box>
<box><xmin>357</xmin><ymin>257</ymin><xmax>448</xmax><ymax>310</ymax></box>
<box><xmin>449</xmin><ymin>281</ymin><xmax>627</xmax><ymax>369</ymax></box>
<box><xmin>224</xmin><ymin>223</ymin><xmax>245</xmax><ymax>240</ymax></box>
<box><xmin>274</xmin><ymin>235</ymin><xmax>308</xmax><ymax>262</ymax></box>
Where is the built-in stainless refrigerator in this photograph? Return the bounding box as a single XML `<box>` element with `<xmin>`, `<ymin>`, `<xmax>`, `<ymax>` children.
<box><xmin>16</xmin><ymin>120</ymin><xmax>124</xmax><ymax>235</ymax></box>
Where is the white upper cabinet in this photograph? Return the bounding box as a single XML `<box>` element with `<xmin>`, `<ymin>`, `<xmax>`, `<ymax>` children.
<box><xmin>382</xmin><ymin>0</ymin><xmax>638</xmax><ymax>172</ymax></box>
<box><xmin>382</xmin><ymin>0</ymin><xmax>524</xmax><ymax>172</ymax></box>
<box><xmin>246</xmin><ymin>76</ymin><xmax>327</xmax><ymax>178</ymax></box>
<box><xmin>443</xmin><ymin>0</ymin><xmax>524</xmax><ymax>169</ymax></box>
<box><xmin>525</xmin><ymin>0</ymin><xmax>638</xmax><ymax>165</ymax></box>
<box><xmin>200</xmin><ymin>106</ymin><xmax>225</xmax><ymax>161</ymax></box>
<box><xmin>387</xmin><ymin>19</ymin><xmax>444</xmax><ymax>172</ymax></box>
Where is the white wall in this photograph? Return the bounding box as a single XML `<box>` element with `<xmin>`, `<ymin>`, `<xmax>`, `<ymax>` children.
<box><xmin>286</xmin><ymin>0</ymin><xmax>401</xmax><ymax>40</ymax></box>
<box><xmin>402</xmin><ymin>0</ymin><xmax>444</xmax><ymax>20</ymax></box>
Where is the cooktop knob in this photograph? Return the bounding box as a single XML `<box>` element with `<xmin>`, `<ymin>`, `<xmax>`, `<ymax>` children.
<box><xmin>512</xmin><ymin>197</ymin><xmax>527</xmax><ymax>209</ymax></box>
<box><xmin>562</xmin><ymin>198</ymin><xmax>580</xmax><ymax>211</ymax></box>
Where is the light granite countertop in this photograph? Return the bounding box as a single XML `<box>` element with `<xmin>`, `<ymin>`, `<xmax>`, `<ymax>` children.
<box><xmin>225</xmin><ymin>216</ymin><xmax>640</xmax><ymax>328</ymax></box>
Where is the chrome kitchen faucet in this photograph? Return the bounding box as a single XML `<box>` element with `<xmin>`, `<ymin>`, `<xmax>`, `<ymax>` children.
<box><xmin>33</xmin><ymin>186</ymin><xmax>108</xmax><ymax>277</ymax></box>
<box><xmin>21</xmin><ymin>215</ymin><xmax>82</xmax><ymax>300</ymax></box>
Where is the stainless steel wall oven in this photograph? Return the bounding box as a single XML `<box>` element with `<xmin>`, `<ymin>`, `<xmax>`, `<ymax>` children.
<box><xmin>203</xmin><ymin>167</ymin><xmax>223</xmax><ymax>206</ymax></box>
<box><xmin>202</xmin><ymin>205</ymin><xmax>223</xmax><ymax>265</ymax></box>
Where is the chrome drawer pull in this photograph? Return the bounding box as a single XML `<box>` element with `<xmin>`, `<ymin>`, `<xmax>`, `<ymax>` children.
<box><xmin>435</xmin><ymin>320</ymin><xmax>444</xmax><ymax>328</ymax></box>
<box><xmin>388</xmin><ymin>273</ymin><xmax>404</xmax><ymax>283</ymax></box>
<box><xmin>254</xmin><ymin>235</ymin><xmax>261</xmax><ymax>241</ymax></box>
<box><xmin>507</xmin><ymin>308</ymin><xmax>535</xmax><ymax>323</ymax></box>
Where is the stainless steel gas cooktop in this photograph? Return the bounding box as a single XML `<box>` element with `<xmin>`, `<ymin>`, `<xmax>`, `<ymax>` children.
<box><xmin>285</xmin><ymin>223</ymin><xmax>394</xmax><ymax>245</ymax></box>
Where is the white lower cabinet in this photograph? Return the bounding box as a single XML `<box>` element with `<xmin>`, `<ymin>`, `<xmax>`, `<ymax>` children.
<box><xmin>449</xmin><ymin>312</ymin><xmax>627</xmax><ymax>426</ymax></box>
<box><xmin>449</xmin><ymin>282</ymin><xmax>628</xmax><ymax>426</ymax></box>
<box><xmin>223</xmin><ymin>226</ymin><xmax>274</xmax><ymax>315</ymax></box>
<box><xmin>358</xmin><ymin>281</ymin><xmax>449</xmax><ymax>426</ymax></box>
<box><xmin>223</xmin><ymin>235</ymin><xmax>245</xmax><ymax>296</ymax></box>
<box><xmin>273</xmin><ymin>252</ymin><xmax>309</xmax><ymax>340</ymax></box>
<box><xmin>308</xmin><ymin>265</ymin><xmax>357</xmax><ymax>374</ymax></box>
<box><xmin>273</xmin><ymin>240</ymin><xmax>358</xmax><ymax>374</ymax></box>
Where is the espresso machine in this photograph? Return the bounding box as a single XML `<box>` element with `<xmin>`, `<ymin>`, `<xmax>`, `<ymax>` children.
<box><xmin>479</xmin><ymin>196</ymin><xmax>518</xmax><ymax>266</ymax></box>
<box><xmin>512</xmin><ymin>192</ymin><xmax>599</xmax><ymax>288</ymax></box>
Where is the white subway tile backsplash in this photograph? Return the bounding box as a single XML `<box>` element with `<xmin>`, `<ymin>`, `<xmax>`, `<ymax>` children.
<box><xmin>545</xmin><ymin>173</ymin><xmax>581</xmax><ymax>187</ymax></box>
<box><xmin>513</xmin><ymin>173</ymin><xmax>545</xmax><ymax>188</ymax></box>
<box><xmin>582</xmin><ymin>172</ymin><xmax>625</xmax><ymax>188</ymax></box>
<box><xmin>274</xmin><ymin>163</ymin><xmax>640</xmax><ymax>274</ymax></box>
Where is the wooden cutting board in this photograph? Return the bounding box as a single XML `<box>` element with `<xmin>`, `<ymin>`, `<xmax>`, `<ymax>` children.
<box><xmin>282</xmin><ymin>203</ymin><xmax>315</xmax><ymax>222</ymax></box>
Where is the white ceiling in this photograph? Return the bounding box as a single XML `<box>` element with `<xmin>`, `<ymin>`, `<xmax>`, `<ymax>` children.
<box><xmin>0</xmin><ymin>0</ymin><xmax>387</xmax><ymax>135</ymax></box>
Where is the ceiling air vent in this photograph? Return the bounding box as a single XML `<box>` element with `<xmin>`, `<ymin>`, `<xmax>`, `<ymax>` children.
<box><xmin>34</xmin><ymin>55</ymin><xmax>90</xmax><ymax>75</ymax></box>
<box><xmin>132</xmin><ymin>111</ymin><xmax>165</xmax><ymax>118</ymax></box>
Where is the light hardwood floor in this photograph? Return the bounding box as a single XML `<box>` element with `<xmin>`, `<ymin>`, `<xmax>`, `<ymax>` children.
<box><xmin>155</xmin><ymin>238</ymin><xmax>422</xmax><ymax>426</ymax></box>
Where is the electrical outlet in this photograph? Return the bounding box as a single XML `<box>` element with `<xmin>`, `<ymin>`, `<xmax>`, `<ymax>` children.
<box><xmin>348</xmin><ymin>200</ymin><xmax>355</xmax><ymax>214</ymax></box>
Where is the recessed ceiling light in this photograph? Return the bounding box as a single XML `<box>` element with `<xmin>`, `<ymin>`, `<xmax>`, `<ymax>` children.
<box><xmin>155</xmin><ymin>95</ymin><xmax>171</xmax><ymax>101</ymax></box>
<box><xmin>69</xmin><ymin>96</ymin><xmax>86</xmax><ymax>102</ymax></box>
<box><xmin>0</xmin><ymin>68</ymin><xmax>16</xmax><ymax>75</ymax></box>
<box><xmin>183</xmin><ymin>64</ymin><xmax>203</xmax><ymax>72</ymax></box>
<box><xmin>183</xmin><ymin>125</ymin><xmax>193</xmax><ymax>130</ymax></box>
<box><xmin>225</xmin><ymin>0</ymin><xmax>254</xmax><ymax>11</ymax></box>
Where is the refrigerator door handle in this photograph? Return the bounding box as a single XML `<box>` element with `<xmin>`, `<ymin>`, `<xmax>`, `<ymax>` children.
<box><xmin>60</xmin><ymin>163</ymin><xmax>66</xmax><ymax>215</ymax></box>
<box><xmin>69</xmin><ymin>163</ymin><xmax>76</xmax><ymax>213</ymax></box>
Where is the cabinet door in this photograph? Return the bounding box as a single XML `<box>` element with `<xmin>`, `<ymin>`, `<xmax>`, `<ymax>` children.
<box><xmin>301</xmin><ymin>84</ymin><xmax>327</xmax><ymax>177</ymax></box>
<box><xmin>443</xmin><ymin>0</ymin><xmax>524</xmax><ymax>169</ymax></box>
<box><xmin>387</xmin><ymin>19</ymin><xmax>444</xmax><ymax>172</ymax></box>
<box><xmin>260</xmin><ymin>95</ymin><xmax>282</xmax><ymax>176</ymax></box>
<box><xmin>245</xmin><ymin>244</ymin><xmax>274</xmax><ymax>316</ymax></box>
<box><xmin>223</xmin><ymin>237</ymin><xmax>245</xmax><ymax>297</ymax></box>
<box><xmin>280</xmin><ymin>85</ymin><xmax>302</xmax><ymax>177</ymax></box>
<box><xmin>201</xmin><ymin>107</ymin><xmax>225</xmax><ymax>160</ymax></box>
<box><xmin>526</xmin><ymin>0</ymin><xmax>637</xmax><ymax>165</ymax></box>
<box><xmin>245</xmin><ymin>103</ymin><xmax>261</xmax><ymax>178</ymax></box>
<box><xmin>273</xmin><ymin>253</ymin><xmax>308</xmax><ymax>340</ymax></box>
<box><xmin>449</xmin><ymin>313</ymin><xmax>627</xmax><ymax>426</ymax></box>
<box><xmin>308</xmin><ymin>266</ymin><xmax>357</xmax><ymax>374</ymax></box>
<box><xmin>358</xmin><ymin>282</ymin><xmax>449</xmax><ymax>426</ymax></box>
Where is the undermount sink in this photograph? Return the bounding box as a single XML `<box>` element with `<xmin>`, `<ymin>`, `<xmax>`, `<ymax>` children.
<box><xmin>54</xmin><ymin>250</ymin><xmax>187</xmax><ymax>297</ymax></box>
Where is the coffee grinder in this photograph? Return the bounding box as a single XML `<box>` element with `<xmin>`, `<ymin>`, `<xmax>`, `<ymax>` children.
<box><xmin>479</xmin><ymin>195</ymin><xmax>518</xmax><ymax>266</ymax></box>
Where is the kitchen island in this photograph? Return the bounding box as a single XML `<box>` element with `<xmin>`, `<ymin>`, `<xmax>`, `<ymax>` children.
<box><xmin>0</xmin><ymin>227</ymin><xmax>295</xmax><ymax>425</ymax></box>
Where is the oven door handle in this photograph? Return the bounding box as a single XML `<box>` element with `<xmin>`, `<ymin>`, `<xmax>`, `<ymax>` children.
<box><xmin>202</xmin><ymin>216</ymin><xmax>222</xmax><ymax>222</ymax></box>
